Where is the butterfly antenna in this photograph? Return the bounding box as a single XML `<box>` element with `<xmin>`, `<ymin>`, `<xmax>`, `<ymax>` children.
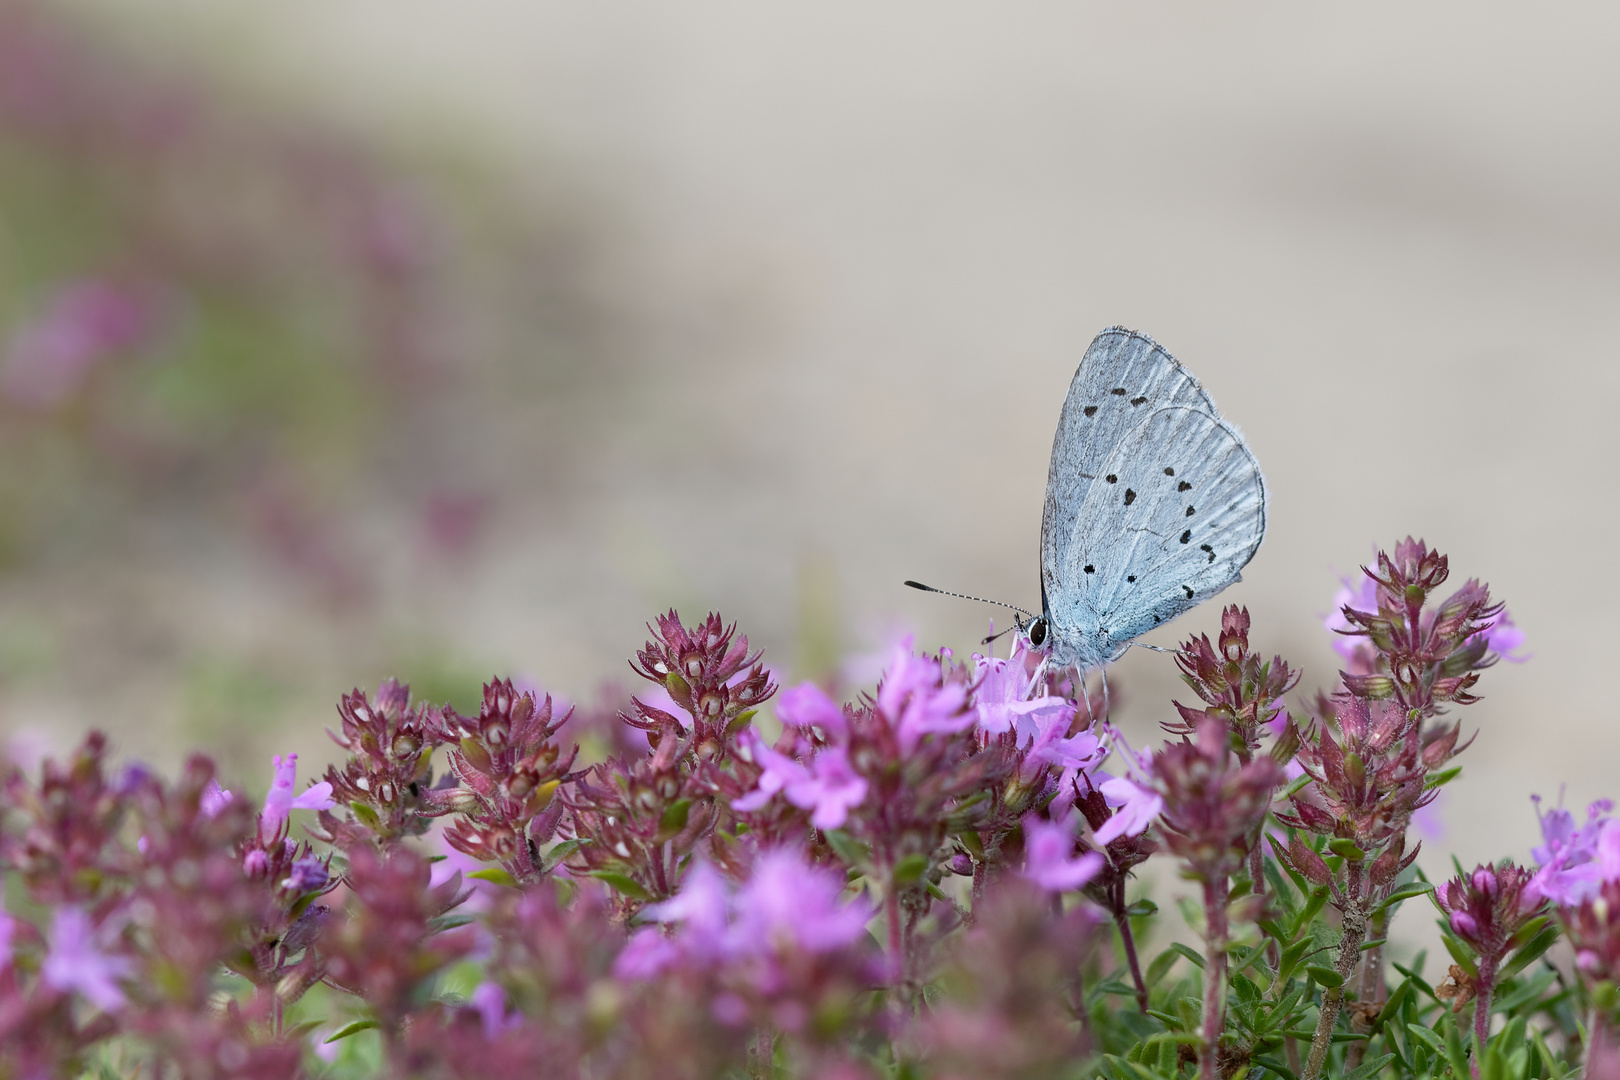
<box><xmin>903</xmin><ymin>580</ymin><xmax>1035</xmax><ymax>621</ymax></box>
<box><xmin>981</xmin><ymin>624</ymin><xmax>1017</xmax><ymax>647</ymax></box>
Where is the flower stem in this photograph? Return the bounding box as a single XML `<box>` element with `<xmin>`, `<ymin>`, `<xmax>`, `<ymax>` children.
<box><xmin>1111</xmin><ymin>876</ymin><xmax>1148</xmax><ymax>1013</ymax></box>
<box><xmin>1199</xmin><ymin>876</ymin><xmax>1231</xmax><ymax>1080</ymax></box>
<box><xmin>1304</xmin><ymin>867</ymin><xmax>1367</xmax><ymax>1080</ymax></box>
<box><xmin>1471</xmin><ymin>957</ymin><xmax>1497</xmax><ymax>1078</ymax></box>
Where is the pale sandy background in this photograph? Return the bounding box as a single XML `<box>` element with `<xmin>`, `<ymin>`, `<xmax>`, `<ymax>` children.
<box><xmin>15</xmin><ymin>2</ymin><xmax>1620</xmax><ymax>896</ymax></box>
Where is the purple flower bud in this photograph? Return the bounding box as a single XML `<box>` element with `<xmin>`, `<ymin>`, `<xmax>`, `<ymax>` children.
<box><xmin>200</xmin><ymin>779</ymin><xmax>235</xmax><ymax>819</ymax></box>
<box><xmin>261</xmin><ymin>753</ymin><xmax>336</xmax><ymax>832</ymax></box>
<box><xmin>281</xmin><ymin>856</ymin><xmax>330</xmax><ymax>894</ymax></box>
<box><xmin>243</xmin><ymin>849</ymin><xmax>270</xmax><ymax>877</ymax></box>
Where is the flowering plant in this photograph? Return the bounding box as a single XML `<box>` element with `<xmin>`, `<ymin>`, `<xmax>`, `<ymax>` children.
<box><xmin>0</xmin><ymin>538</ymin><xmax>1608</xmax><ymax>1080</ymax></box>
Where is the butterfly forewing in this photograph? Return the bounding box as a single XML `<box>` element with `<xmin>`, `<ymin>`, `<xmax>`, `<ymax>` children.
<box><xmin>1041</xmin><ymin>328</ymin><xmax>1216</xmax><ymax>621</ymax></box>
<box><xmin>1064</xmin><ymin>405</ymin><xmax>1266</xmax><ymax>654</ymax></box>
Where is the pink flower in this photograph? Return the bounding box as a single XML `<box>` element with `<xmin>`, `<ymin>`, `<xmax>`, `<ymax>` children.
<box><xmin>1530</xmin><ymin>796</ymin><xmax>1617</xmax><ymax>907</ymax></box>
<box><xmin>777</xmin><ymin>682</ymin><xmax>847</xmax><ymax>738</ymax></box>
<box><xmin>1093</xmin><ymin>775</ymin><xmax>1164</xmax><ymax>846</ymax></box>
<box><xmin>734</xmin><ymin>731</ymin><xmax>869</xmax><ymax>829</ymax></box>
<box><xmin>200</xmin><ymin>779</ymin><xmax>234</xmax><ymax>818</ymax></box>
<box><xmin>1477</xmin><ymin>609</ymin><xmax>1530</xmax><ymax>663</ymax></box>
<box><xmin>0</xmin><ymin>908</ymin><xmax>14</xmax><ymax>969</ymax></box>
<box><xmin>733</xmin><ymin>849</ymin><xmax>871</xmax><ymax>953</ymax></box>
<box><xmin>2</xmin><ymin>278</ymin><xmax>154</xmax><ymax>409</ymax></box>
<box><xmin>42</xmin><ymin>907</ymin><xmax>132</xmax><ymax>1012</ymax></box>
<box><xmin>876</xmin><ymin>640</ymin><xmax>972</xmax><ymax>754</ymax></box>
<box><xmin>1021</xmin><ymin>815</ymin><xmax>1103</xmax><ymax>892</ymax></box>
<box><xmin>973</xmin><ymin>644</ymin><xmax>1070</xmax><ymax>739</ymax></box>
<box><xmin>469</xmin><ymin>981</ymin><xmax>517</xmax><ymax>1040</ymax></box>
<box><xmin>261</xmin><ymin>753</ymin><xmax>336</xmax><ymax>833</ymax></box>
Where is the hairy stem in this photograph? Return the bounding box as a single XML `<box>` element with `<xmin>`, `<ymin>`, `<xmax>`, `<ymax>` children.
<box><xmin>1199</xmin><ymin>875</ymin><xmax>1231</xmax><ymax>1080</ymax></box>
<box><xmin>1471</xmin><ymin>956</ymin><xmax>1497</xmax><ymax>1078</ymax></box>
<box><xmin>1111</xmin><ymin>876</ymin><xmax>1149</xmax><ymax>1013</ymax></box>
<box><xmin>1304</xmin><ymin>865</ymin><xmax>1367</xmax><ymax>1080</ymax></box>
<box><xmin>754</xmin><ymin>1025</ymin><xmax>774</xmax><ymax>1080</ymax></box>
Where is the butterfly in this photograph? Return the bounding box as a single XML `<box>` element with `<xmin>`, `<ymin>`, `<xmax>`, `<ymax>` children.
<box><xmin>1026</xmin><ymin>326</ymin><xmax>1267</xmax><ymax>674</ymax></box>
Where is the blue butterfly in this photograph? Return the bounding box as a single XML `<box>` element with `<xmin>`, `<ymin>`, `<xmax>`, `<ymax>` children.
<box><xmin>910</xmin><ymin>327</ymin><xmax>1266</xmax><ymax>678</ymax></box>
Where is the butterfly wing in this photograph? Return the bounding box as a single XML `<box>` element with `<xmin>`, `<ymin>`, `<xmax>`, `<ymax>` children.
<box><xmin>1041</xmin><ymin>328</ymin><xmax>1217</xmax><ymax>629</ymax></box>
<box><xmin>1061</xmin><ymin>404</ymin><xmax>1267</xmax><ymax>659</ymax></box>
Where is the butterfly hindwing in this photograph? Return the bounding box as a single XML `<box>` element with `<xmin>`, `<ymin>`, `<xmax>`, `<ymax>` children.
<box><xmin>1062</xmin><ymin>404</ymin><xmax>1266</xmax><ymax>655</ymax></box>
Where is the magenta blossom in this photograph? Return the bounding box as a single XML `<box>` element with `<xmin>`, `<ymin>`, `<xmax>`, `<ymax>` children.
<box><xmin>973</xmin><ymin>641</ymin><xmax>1071</xmax><ymax>740</ymax></box>
<box><xmin>1021</xmin><ymin>815</ymin><xmax>1103</xmax><ymax>892</ymax></box>
<box><xmin>200</xmin><ymin>778</ymin><xmax>234</xmax><ymax>818</ymax></box>
<box><xmin>0</xmin><ymin>908</ymin><xmax>14</xmax><ymax>968</ymax></box>
<box><xmin>261</xmin><ymin>753</ymin><xmax>336</xmax><ymax>833</ymax></box>
<box><xmin>1093</xmin><ymin>775</ymin><xmax>1165</xmax><ymax>846</ymax></box>
<box><xmin>615</xmin><ymin>852</ymin><xmax>871</xmax><ymax>981</ymax></box>
<box><xmin>1530</xmin><ymin>796</ymin><xmax>1619</xmax><ymax>906</ymax></box>
<box><xmin>1477</xmin><ymin>609</ymin><xmax>1530</xmax><ymax>663</ymax></box>
<box><xmin>42</xmin><ymin>907</ymin><xmax>133</xmax><ymax>1012</ymax></box>
<box><xmin>2</xmin><ymin>278</ymin><xmax>155</xmax><ymax>408</ymax></box>
<box><xmin>877</xmin><ymin>639</ymin><xmax>973</xmax><ymax>754</ymax></box>
<box><xmin>734</xmin><ymin>731</ymin><xmax>869</xmax><ymax>829</ymax></box>
<box><xmin>776</xmin><ymin>681</ymin><xmax>848</xmax><ymax>739</ymax></box>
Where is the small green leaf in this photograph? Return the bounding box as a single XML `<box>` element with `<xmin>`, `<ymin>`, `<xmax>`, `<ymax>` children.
<box><xmin>349</xmin><ymin>801</ymin><xmax>382</xmax><ymax>831</ymax></box>
<box><xmin>1304</xmin><ymin>964</ymin><xmax>1343</xmax><ymax>988</ymax></box>
<box><xmin>1359</xmin><ymin>937</ymin><xmax>1388</xmax><ymax>951</ymax></box>
<box><xmin>1424</xmin><ymin>765</ymin><xmax>1463</xmax><ymax>790</ymax></box>
<box><xmin>824</xmin><ymin>829</ymin><xmax>871</xmax><ymax>869</ymax></box>
<box><xmin>467</xmin><ymin>867</ymin><xmax>519</xmax><ymax>887</ymax></box>
<box><xmin>1406</xmin><ymin>1022</ymin><xmax>1444</xmax><ymax>1051</ymax></box>
<box><xmin>324</xmin><ymin>1019</ymin><xmax>380</xmax><ymax>1043</ymax></box>
<box><xmin>1168</xmin><ymin>942</ymin><xmax>1206</xmax><ymax>970</ymax></box>
<box><xmin>425</xmin><ymin>854</ymin><xmax>448</xmax><ymax>864</ymax></box>
<box><xmin>1342</xmin><ymin>1052</ymin><xmax>1395</xmax><ymax>1080</ymax></box>
<box><xmin>1125</xmin><ymin>899</ymin><xmax>1159</xmax><ymax>918</ymax></box>
<box><xmin>1327</xmin><ymin>838</ymin><xmax>1365</xmax><ymax>861</ymax></box>
<box><xmin>1500</xmin><ymin>924</ymin><xmax>1560</xmax><ymax>981</ymax></box>
<box><xmin>428</xmin><ymin>913</ymin><xmax>477</xmax><ymax>933</ymax></box>
<box><xmin>1145</xmin><ymin>948</ymin><xmax>1181</xmax><ymax>988</ymax></box>
<box><xmin>1375</xmin><ymin>881</ymin><xmax>1434</xmax><ymax>913</ymax></box>
<box><xmin>892</xmin><ymin>853</ymin><xmax>931</xmax><ymax>886</ymax></box>
<box><xmin>658</xmin><ymin>798</ymin><xmax>693</xmax><ymax>837</ymax></box>
<box><xmin>540</xmin><ymin>838</ymin><xmax>585</xmax><ymax>874</ymax></box>
<box><xmin>587</xmin><ymin>870</ymin><xmax>653</xmax><ymax>900</ymax></box>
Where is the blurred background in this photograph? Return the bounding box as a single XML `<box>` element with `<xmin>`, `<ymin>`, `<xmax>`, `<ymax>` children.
<box><xmin>1</xmin><ymin>1</ymin><xmax>1617</xmax><ymax>891</ymax></box>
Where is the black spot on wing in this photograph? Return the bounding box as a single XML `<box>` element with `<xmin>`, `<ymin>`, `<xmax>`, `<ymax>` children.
<box><xmin>1182</xmin><ymin>585</ymin><xmax>1194</xmax><ymax>599</ymax></box>
<box><xmin>1180</xmin><ymin>530</ymin><xmax>1191</xmax><ymax>544</ymax></box>
<box><xmin>1201</xmin><ymin>543</ymin><xmax>1215</xmax><ymax>565</ymax></box>
<box><xmin>1185</xmin><ymin>505</ymin><xmax>1195</xmax><ymax>516</ymax></box>
<box><xmin>1163</xmin><ymin>467</ymin><xmax>1175</xmax><ymax>476</ymax></box>
<box><xmin>1084</xmin><ymin>564</ymin><xmax>1095</xmax><ymax>574</ymax></box>
<box><xmin>1105</xmin><ymin>474</ymin><xmax>1117</xmax><ymax>484</ymax></box>
<box><xmin>1083</xmin><ymin>405</ymin><xmax>1098</xmax><ymax>417</ymax></box>
<box><xmin>1178</xmin><ymin>481</ymin><xmax>1192</xmax><ymax>492</ymax></box>
<box><xmin>1126</xmin><ymin>575</ymin><xmax>1135</xmax><ymax>583</ymax></box>
<box><xmin>1130</xmin><ymin>396</ymin><xmax>1147</xmax><ymax>406</ymax></box>
<box><xmin>1123</xmin><ymin>488</ymin><xmax>1136</xmax><ymax>506</ymax></box>
<box><xmin>1111</xmin><ymin>388</ymin><xmax>1127</xmax><ymax>396</ymax></box>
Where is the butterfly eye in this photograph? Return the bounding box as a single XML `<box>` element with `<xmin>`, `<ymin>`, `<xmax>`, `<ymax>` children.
<box><xmin>1027</xmin><ymin>617</ymin><xmax>1048</xmax><ymax>648</ymax></box>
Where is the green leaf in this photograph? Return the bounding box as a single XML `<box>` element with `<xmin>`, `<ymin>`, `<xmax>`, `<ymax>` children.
<box><xmin>1167</xmin><ymin>942</ymin><xmax>1206</xmax><ymax>970</ymax></box>
<box><xmin>1500</xmin><ymin>923</ymin><xmax>1560</xmax><ymax>982</ymax></box>
<box><xmin>1423</xmin><ymin>765</ymin><xmax>1463</xmax><ymax>790</ymax></box>
<box><xmin>891</xmin><ymin>853</ymin><xmax>931</xmax><ymax>886</ymax></box>
<box><xmin>1304</xmin><ymin>965</ymin><xmax>1343</xmax><ymax>988</ymax></box>
<box><xmin>425</xmin><ymin>854</ymin><xmax>448</xmax><ymax>864</ymax></box>
<box><xmin>324</xmin><ymin>1019</ymin><xmax>380</xmax><ymax>1043</ymax></box>
<box><xmin>1327</xmin><ymin>838</ymin><xmax>1366</xmax><ymax>861</ymax></box>
<box><xmin>1375</xmin><ymin>881</ymin><xmax>1434</xmax><ymax>913</ymax></box>
<box><xmin>349</xmin><ymin>801</ymin><xmax>382</xmax><ymax>831</ymax></box>
<box><xmin>657</xmin><ymin>798</ymin><xmax>692</xmax><ymax>839</ymax></box>
<box><xmin>1342</xmin><ymin>1052</ymin><xmax>1395</xmax><ymax>1080</ymax></box>
<box><xmin>466</xmin><ymin>867</ymin><xmax>519</xmax><ymax>887</ymax></box>
<box><xmin>1125</xmin><ymin>898</ymin><xmax>1159</xmax><ymax>918</ymax></box>
<box><xmin>1145</xmin><ymin>947</ymin><xmax>1181</xmax><ymax>988</ymax></box>
<box><xmin>1359</xmin><ymin>937</ymin><xmax>1388</xmax><ymax>951</ymax></box>
<box><xmin>586</xmin><ymin>870</ymin><xmax>653</xmax><ymax>900</ymax></box>
<box><xmin>427</xmin><ymin>913</ymin><xmax>477</xmax><ymax>933</ymax></box>
<box><xmin>824</xmin><ymin>829</ymin><xmax>871</xmax><ymax>869</ymax></box>
<box><xmin>1406</xmin><ymin>1024</ymin><xmax>1444</xmax><ymax>1052</ymax></box>
<box><xmin>540</xmin><ymin>838</ymin><xmax>585</xmax><ymax>874</ymax></box>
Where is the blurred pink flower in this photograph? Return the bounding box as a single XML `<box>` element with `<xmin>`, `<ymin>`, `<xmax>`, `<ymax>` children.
<box><xmin>734</xmin><ymin>729</ymin><xmax>868</xmax><ymax>829</ymax></box>
<box><xmin>42</xmin><ymin>907</ymin><xmax>132</xmax><ymax>1012</ymax></box>
<box><xmin>2</xmin><ymin>278</ymin><xmax>154</xmax><ymax>408</ymax></box>
<box><xmin>1021</xmin><ymin>815</ymin><xmax>1103</xmax><ymax>892</ymax></box>
<box><xmin>1478</xmin><ymin>609</ymin><xmax>1530</xmax><ymax>663</ymax></box>
<box><xmin>1093</xmin><ymin>774</ymin><xmax>1164</xmax><ymax>846</ymax></box>
<box><xmin>877</xmin><ymin>639</ymin><xmax>972</xmax><ymax>754</ymax></box>
<box><xmin>1324</xmin><ymin>573</ymin><xmax>1379</xmax><ymax>660</ymax></box>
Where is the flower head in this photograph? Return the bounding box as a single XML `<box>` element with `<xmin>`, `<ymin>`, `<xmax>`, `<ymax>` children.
<box><xmin>42</xmin><ymin>907</ymin><xmax>133</xmax><ymax>1012</ymax></box>
<box><xmin>1436</xmin><ymin>862</ymin><xmax>1546</xmax><ymax>968</ymax></box>
<box><xmin>1020</xmin><ymin>814</ymin><xmax>1103</xmax><ymax>892</ymax></box>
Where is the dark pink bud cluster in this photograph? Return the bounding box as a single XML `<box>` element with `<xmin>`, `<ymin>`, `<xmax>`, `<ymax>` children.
<box><xmin>1335</xmin><ymin>538</ymin><xmax>1503</xmax><ymax>716</ymax></box>
<box><xmin>1437</xmin><ymin>862</ymin><xmax>1546</xmax><ymax>965</ymax></box>
<box><xmin>1560</xmin><ymin>881</ymin><xmax>1620</xmax><ymax>983</ymax></box>
<box><xmin>565</xmin><ymin>612</ymin><xmax>776</xmax><ymax>909</ymax></box>
<box><xmin>630</xmin><ymin>611</ymin><xmax>775</xmax><ymax>750</ymax></box>
<box><xmin>1168</xmin><ymin>605</ymin><xmax>1300</xmax><ymax>762</ymax></box>
<box><xmin>0</xmin><ymin>732</ymin><xmax>132</xmax><ymax>904</ymax></box>
<box><xmin>318</xmin><ymin>679</ymin><xmax>451</xmax><ymax>849</ymax></box>
<box><xmin>1154</xmin><ymin>719</ymin><xmax>1286</xmax><ymax>885</ymax></box>
<box><xmin>428</xmin><ymin>679</ymin><xmax>578</xmax><ymax>884</ymax></box>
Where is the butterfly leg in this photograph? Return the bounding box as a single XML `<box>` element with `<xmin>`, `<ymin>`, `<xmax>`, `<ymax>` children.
<box><xmin>1101</xmin><ymin>668</ymin><xmax>1112</xmax><ymax>719</ymax></box>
